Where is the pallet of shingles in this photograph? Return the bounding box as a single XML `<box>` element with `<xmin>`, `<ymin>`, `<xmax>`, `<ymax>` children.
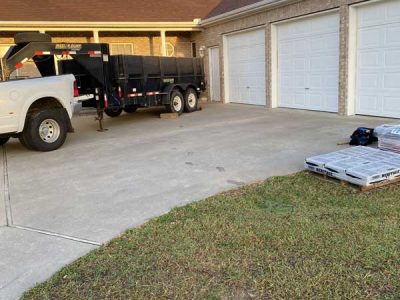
<box><xmin>305</xmin><ymin>146</ymin><xmax>400</xmax><ymax>188</ymax></box>
<box><xmin>378</xmin><ymin>128</ymin><xmax>400</xmax><ymax>153</ymax></box>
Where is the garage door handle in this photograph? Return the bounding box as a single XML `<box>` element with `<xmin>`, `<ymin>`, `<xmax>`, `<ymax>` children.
<box><xmin>247</xmin><ymin>86</ymin><xmax>250</xmax><ymax>89</ymax></box>
<box><xmin>305</xmin><ymin>88</ymin><xmax>310</xmax><ymax>90</ymax></box>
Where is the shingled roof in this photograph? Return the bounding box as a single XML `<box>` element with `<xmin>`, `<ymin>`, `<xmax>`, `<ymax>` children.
<box><xmin>0</xmin><ymin>0</ymin><xmax>265</xmax><ymax>23</ymax></box>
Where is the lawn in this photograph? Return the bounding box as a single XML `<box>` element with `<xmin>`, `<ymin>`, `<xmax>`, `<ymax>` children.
<box><xmin>23</xmin><ymin>173</ymin><xmax>399</xmax><ymax>299</ymax></box>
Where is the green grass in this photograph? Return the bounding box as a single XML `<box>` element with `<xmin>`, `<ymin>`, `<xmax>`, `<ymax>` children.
<box><xmin>23</xmin><ymin>173</ymin><xmax>400</xmax><ymax>299</ymax></box>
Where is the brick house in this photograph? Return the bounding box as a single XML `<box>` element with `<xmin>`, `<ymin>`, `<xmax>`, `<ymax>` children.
<box><xmin>1</xmin><ymin>0</ymin><xmax>399</xmax><ymax>119</ymax></box>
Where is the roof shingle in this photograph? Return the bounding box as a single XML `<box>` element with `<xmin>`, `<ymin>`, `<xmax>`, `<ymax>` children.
<box><xmin>0</xmin><ymin>0</ymin><xmax>222</xmax><ymax>22</ymax></box>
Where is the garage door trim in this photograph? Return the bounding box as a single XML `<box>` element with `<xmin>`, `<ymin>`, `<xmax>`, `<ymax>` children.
<box><xmin>270</xmin><ymin>8</ymin><xmax>340</xmax><ymax>109</ymax></box>
<box><xmin>222</xmin><ymin>25</ymin><xmax>267</xmax><ymax>104</ymax></box>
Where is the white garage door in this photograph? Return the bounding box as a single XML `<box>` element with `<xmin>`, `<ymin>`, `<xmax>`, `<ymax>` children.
<box><xmin>356</xmin><ymin>0</ymin><xmax>400</xmax><ymax>118</ymax></box>
<box><xmin>277</xmin><ymin>12</ymin><xmax>340</xmax><ymax>112</ymax></box>
<box><xmin>226</xmin><ymin>28</ymin><xmax>266</xmax><ymax>105</ymax></box>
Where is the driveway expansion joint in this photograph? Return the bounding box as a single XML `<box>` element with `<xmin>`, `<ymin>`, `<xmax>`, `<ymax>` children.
<box><xmin>2</xmin><ymin>146</ymin><xmax>13</xmax><ymax>226</ymax></box>
<box><xmin>2</xmin><ymin>146</ymin><xmax>101</xmax><ymax>247</ymax></box>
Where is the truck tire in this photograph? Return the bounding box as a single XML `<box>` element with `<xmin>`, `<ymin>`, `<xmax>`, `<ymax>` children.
<box><xmin>166</xmin><ymin>90</ymin><xmax>184</xmax><ymax>115</ymax></box>
<box><xmin>184</xmin><ymin>88</ymin><xmax>198</xmax><ymax>113</ymax></box>
<box><xmin>105</xmin><ymin>108</ymin><xmax>123</xmax><ymax>118</ymax></box>
<box><xmin>124</xmin><ymin>106</ymin><xmax>138</xmax><ymax>113</ymax></box>
<box><xmin>14</xmin><ymin>32</ymin><xmax>52</xmax><ymax>45</ymax></box>
<box><xmin>19</xmin><ymin>109</ymin><xmax>68</xmax><ymax>152</ymax></box>
<box><xmin>0</xmin><ymin>137</ymin><xmax>10</xmax><ymax>146</ymax></box>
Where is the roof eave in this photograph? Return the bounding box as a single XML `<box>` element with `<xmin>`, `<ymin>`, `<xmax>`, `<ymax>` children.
<box><xmin>200</xmin><ymin>0</ymin><xmax>296</xmax><ymax>27</ymax></box>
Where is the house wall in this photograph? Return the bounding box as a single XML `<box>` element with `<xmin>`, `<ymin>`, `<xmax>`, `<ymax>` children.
<box><xmin>0</xmin><ymin>31</ymin><xmax>192</xmax><ymax>57</ymax></box>
<box><xmin>193</xmin><ymin>0</ymin><xmax>370</xmax><ymax>115</ymax></box>
<box><xmin>0</xmin><ymin>31</ymin><xmax>193</xmax><ymax>79</ymax></box>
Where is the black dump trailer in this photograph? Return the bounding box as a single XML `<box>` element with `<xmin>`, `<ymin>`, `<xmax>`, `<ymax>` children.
<box><xmin>1</xmin><ymin>33</ymin><xmax>206</xmax><ymax>129</ymax></box>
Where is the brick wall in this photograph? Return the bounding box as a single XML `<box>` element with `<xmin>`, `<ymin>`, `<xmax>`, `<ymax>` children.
<box><xmin>0</xmin><ymin>31</ymin><xmax>193</xmax><ymax>79</ymax></box>
<box><xmin>193</xmin><ymin>0</ymin><xmax>369</xmax><ymax>116</ymax></box>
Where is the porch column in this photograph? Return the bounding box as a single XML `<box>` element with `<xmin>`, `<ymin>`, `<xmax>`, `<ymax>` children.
<box><xmin>160</xmin><ymin>30</ymin><xmax>167</xmax><ymax>56</ymax></box>
<box><xmin>93</xmin><ymin>30</ymin><xmax>100</xmax><ymax>43</ymax></box>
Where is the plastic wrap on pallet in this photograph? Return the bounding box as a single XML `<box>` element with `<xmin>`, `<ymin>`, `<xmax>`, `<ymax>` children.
<box><xmin>374</xmin><ymin>124</ymin><xmax>400</xmax><ymax>138</ymax></box>
<box><xmin>378</xmin><ymin>128</ymin><xmax>400</xmax><ymax>153</ymax></box>
<box><xmin>305</xmin><ymin>146</ymin><xmax>400</xmax><ymax>187</ymax></box>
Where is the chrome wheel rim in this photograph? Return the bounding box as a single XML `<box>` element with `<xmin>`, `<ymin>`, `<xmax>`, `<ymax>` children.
<box><xmin>39</xmin><ymin>119</ymin><xmax>60</xmax><ymax>143</ymax></box>
<box><xmin>173</xmin><ymin>95</ymin><xmax>183</xmax><ymax>112</ymax></box>
<box><xmin>187</xmin><ymin>93</ymin><xmax>197</xmax><ymax>108</ymax></box>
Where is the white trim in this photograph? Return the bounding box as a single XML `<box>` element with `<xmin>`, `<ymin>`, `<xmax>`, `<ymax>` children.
<box><xmin>347</xmin><ymin>6</ymin><xmax>358</xmax><ymax>116</ymax></box>
<box><xmin>208</xmin><ymin>46</ymin><xmax>220</xmax><ymax>102</ymax></box>
<box><xmin>271</xmin><ymin>9</ymin><xmax>340</xmax><ymax>110</ymax></box>
<box><xmin>270</xmin><ymin>24</ymin><xmax>278</xmax><ymax>108</ymax></box>
<box><xmin>222</xmin><ymin>35</ymin><xmax>230</xmax><ymax>104</ymax></box>
<box><xmin>201</xmin><ymin>0</ymin><xmax>295</xmax><ymax>26</ymax></box>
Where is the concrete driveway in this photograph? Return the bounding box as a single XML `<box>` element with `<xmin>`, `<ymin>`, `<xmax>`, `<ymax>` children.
<box><xmin>0</xmin><ymin>103</ymin><xmax>390</xmax><ymax>299</ymax></box>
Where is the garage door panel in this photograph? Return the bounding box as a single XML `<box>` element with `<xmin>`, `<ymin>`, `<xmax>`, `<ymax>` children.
<box><xmin>226</xmin><ymin>28</ymin><xmax>266</xmax><ymax>105</ymax></box>
<box><xmin>386</xmin><ymin>24</ymin><xmax>400</xmax><ymax>45</ymax></box>
<box><xmin>356</xmin><ymin>0</ymin><xmax>400</xmax><ymax>118</ymax></box>
<box><xmin>278</xmin><ymin>12</ymin><xmax>340</xmax><ymax>112</ymax></box>
<box><xmin>386</xmin><ymin>50</ymin><xmax>400</xmax><ymax>66</ymax></box>
<box><xmin>359</xmin><ymin>0</ymin><xmax>400</xmax><ymax>27</ymax></box>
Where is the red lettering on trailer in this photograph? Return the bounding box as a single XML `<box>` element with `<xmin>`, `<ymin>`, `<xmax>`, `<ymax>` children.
<box><xmin>88</xmin><ymin>51</ymin><xmax>101</xmax><ymax>55</ymax></box>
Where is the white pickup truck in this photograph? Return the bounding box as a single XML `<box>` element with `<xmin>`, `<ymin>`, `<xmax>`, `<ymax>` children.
<box><xmin>0</xmin><ymin>74</ymin><xmax>78</xmax><ymax>151</ymax></box>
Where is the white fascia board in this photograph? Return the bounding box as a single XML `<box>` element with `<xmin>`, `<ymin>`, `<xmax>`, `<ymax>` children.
<box><xmin>0</xmin><ymin>21</ymin><xmax>202</xmax><ymax>31</ymax></box>
<box><xmin>200</xmin><ymin>0</ymin><xmax>297</xmax><ymax>27</ymax></box>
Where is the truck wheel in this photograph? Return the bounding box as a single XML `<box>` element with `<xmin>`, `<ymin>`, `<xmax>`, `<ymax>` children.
<box><xmin>124</xmin><ymin>106</ymin><xmax>138</xmax><ymax>113</ymax></box>
<box><xmin>0</xmin><ymin>137</ymin><xmax>10</xmax><ymax>146</ymax></box>
<box><xmin>105</xmin><ymin>108</ymin><xmax>123</xmax><ymax>118</ymax></box>
<box><xmin>19</xmin><ymin>109</ymin><xmax>68</xmax><ymax>152</ymax></box>
<box><xmin>14</xmin><ymin>32</ymin><xmax>52</xmax><ymax>44</ymax></box>
<box><xmin>184</xmin><ymin>88</ymin><xmax>198</xmax><ymax>113</ymax></box>
<box><xmin>166</xmin><ymin>90</ymin><xmax>184</xmax><ymax>115</ymax></box>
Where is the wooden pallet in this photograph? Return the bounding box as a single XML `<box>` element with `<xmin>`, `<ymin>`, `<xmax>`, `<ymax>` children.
<box><xmin>307</xmin><ymin>171</ymin><xmax>400</xmax><ymax>192</ymax></box>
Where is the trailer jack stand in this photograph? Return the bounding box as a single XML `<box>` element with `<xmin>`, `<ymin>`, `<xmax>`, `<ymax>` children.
<box><xmin>96</xmin><ymin>111</ymin><xmax>108</xmax><ymax>132</ymax></box>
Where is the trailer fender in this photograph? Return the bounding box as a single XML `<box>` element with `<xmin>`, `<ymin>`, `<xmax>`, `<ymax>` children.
<box><xmin>162</xmin><ymin>84</ymin><xmax>199</xmax><ymax>104</ymax></box>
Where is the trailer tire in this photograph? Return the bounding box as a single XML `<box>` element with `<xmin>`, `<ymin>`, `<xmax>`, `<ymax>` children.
<box><xmin>124</xmin><ymin>106</ymin><xmax>138</xmax><ymax>113</ymax></box>
<box><xmin>0</xmin><ymin>137</ymin><xmax>10</xmax><ymax>146</ymax></box>
<box><xmin>166</xmin><ymin>90</ymin><xmax>184</xmax><ymax>115</ymax></box>
<box><xmin>14</xmin><ymin>32</ymin><xmax>52</xmax><ymax>45</ymax></box>
<box><xmin>19</xmin><ymin>109</ymin><xmax>68</xmax><ymax>152</ymax></box>
<box><xmin>105</xmin><ymin>108</ymin><xmax>123</xmax><ymax>118</ymax></box>
<box><xmin>184</xmin><ymin>88</ymin><xmax>198</xmax><ymax>113</ymax></box>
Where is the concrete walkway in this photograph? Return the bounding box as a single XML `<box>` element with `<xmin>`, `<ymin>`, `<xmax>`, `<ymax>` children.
<box><xmin>0</xmin><ymin>103</ymin><xmax>390</xmax><ymax>299</ymax></box>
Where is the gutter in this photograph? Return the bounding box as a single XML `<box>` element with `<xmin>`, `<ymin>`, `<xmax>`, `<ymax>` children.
<box><xmin>200</xmin><ymin>0</ymin><xmax>298</xmax><ymax>26</ymax></box>
<box><xmin>0</xmin><ymin>20</ymin><xmax>203</xmax><ymax>32</ymax></box>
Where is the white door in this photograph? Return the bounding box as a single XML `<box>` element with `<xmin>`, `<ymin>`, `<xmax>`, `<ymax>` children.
<box><xmin>209</xmin><ymin>47</ymin><xmax>221</xmax><ymax>101</ymax></box>
<box><xmin>226</xmin><ymin>28</ymin><xmax>266</xmax><ymax>105</ymax></box>
<box><xmin>356</xmin><ymin>0</ymin><xmax>400</xmax><ymax>118</ymax></box>
<box><xmin>277</xmin><ymin>12</ymin><xmax>340</xmax><ymax>112</ymax></box>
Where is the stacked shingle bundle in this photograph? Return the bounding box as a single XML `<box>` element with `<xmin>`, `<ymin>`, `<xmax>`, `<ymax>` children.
<box><xmin>379</xmin><ymin>128</ymin><xmax>400</xmax><ymax>153</ymax></box>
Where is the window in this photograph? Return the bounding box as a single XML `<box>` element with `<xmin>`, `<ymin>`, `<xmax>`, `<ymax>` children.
<box><xmin>110</xmin><ymin>43</ymin><xmax>134</xmax><ymax>55</ymax></box>
<box><xmin>165</xmin><ymin>42</ymin><xmax>175</xmax><ymax>57</ymax></box>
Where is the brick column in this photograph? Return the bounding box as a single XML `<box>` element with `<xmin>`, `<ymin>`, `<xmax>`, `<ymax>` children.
<box><xmin>338</xmin><ymin>3</ymin><xmax>350</xmax><ymax>115</ymax></box>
